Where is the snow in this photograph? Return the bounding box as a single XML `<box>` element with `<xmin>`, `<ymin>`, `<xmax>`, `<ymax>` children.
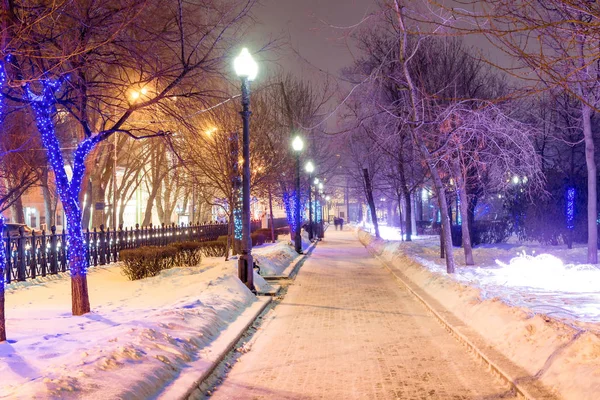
<box><xmin>253</xmin><ymin>233</ymin><xmax>309</xmax><ymax>276</ymax></box>
<box><xmin>0</xmin><ymin>241</ymin><xmax>299</xmax><ymax>399</ymax></box>
<box><xmin>357</xmin><ymin>227</ymin><xmax>600</xmax><ymax>400</ymax></box>
<box><xmin>361</xmin><ymin>223</ymin><xmax>600</xmax><ymax>323</ymax></box>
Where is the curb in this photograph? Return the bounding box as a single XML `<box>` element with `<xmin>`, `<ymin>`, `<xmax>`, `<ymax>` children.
<box><xmin>360</xmin><ymin>238</ymin><xmax>557</xmax><ymax>400</ymax></box>
<box><xmin>263</xmin><ymin>239</ymin><xmax>318</xmax><ymax>281</ymax></box>
<box><xmin>159</xmin><ymin>240</ymin><xmax>317</xmax><ymax>399</ymax></box>
<box><xmin>257</xmin><ymin>283</ymin><xmax>281</xmax><ymax>296</ymax></box>
<box><xmin>155</xmin><ymin>297</ymin><xmax>271</xmax><ymax>400</ymax></box>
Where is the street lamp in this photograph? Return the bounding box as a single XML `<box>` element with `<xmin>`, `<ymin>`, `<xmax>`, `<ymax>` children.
<box><xmin>234</xmin><ymin>47</ymin><xmax>258</xmax><ymax>293</ymax></box>
<box><xmin>317</xmin><ymin>182</ymin><xmax>324</xmax><ymax>239</ymax></box>
<box><xmin>292</xmin><ymin>136</ymin><xmax>304</xmax><ymax>254</ymax></box>
<box><xmin>305</xmin><ymin>161</ymin><xmax>315</xmax><ymax>241</ymax></box>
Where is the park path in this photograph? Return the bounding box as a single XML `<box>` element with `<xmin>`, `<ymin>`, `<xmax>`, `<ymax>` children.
<box><xmin>208</xmin><ymin>229</ymin><xmax>515</xmax><ymax>399</ymax></box>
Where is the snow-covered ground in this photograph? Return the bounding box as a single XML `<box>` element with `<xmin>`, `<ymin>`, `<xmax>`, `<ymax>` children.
<box><xmin>253</xmin><ymin>233</ymin><xmax>310</xmax><ymax>276</ymax></box>
<box><xmin>358</xmin><ymin>227</ymin><xmax>600</xmax><ymax>399</ymax></box>
<box><xmin>0</xmin><ymin>240</ymin><xmax>299</xmax><ymax>399</ymax></box>
<box><xmin>362</xmin><ymin>223</ymin><xmax>600</xmax><ymax>325</ymax></box>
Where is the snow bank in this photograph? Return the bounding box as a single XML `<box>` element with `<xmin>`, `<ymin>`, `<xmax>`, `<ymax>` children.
<box><xmin>358</xmin><ymin>229</ymin><xmax>600</xmax><ymax>400</ymax></box>
<box><xmin>252</xmin><ymin>234</ymin><xmax>307</xmax><ymax>276</ymax></box>
<box><xmin>0</xmin><ymin>256</ymin><xmax>270</xmax><ymax>399</ymax></box>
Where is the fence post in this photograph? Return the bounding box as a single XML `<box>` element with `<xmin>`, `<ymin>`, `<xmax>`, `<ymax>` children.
<box><xmin>30</xmin><ymin>230</ymin><xmax>37</xmax><ymax>279</ymax></box>
<box><xmin>135</xmin><ymin>224</ymin><xmax>140</xmax><ymax>247</ymax></box>
<box><xmin>99</xmin><ymin>225</ymin><xmax>106</xmax><ymax>265</ymax></box>
<box><xmin>92</xmin><ymin>227</ymin><xmax>98</xmax><ymax>266</ymax></box>
<box><xmin>17</xmin><ymin>227</ymin><xmax>26</xmax><ymax>281</ymax></box>
<box><xmin>50</xmin><ymin>226</ymin><xmax>58</xmax><ymax>274</ymax></box>
<box><xmin>41</xmin><ymin>229</ymin><xmax>47</xmax><ymax>277</ymax></box>
<box><xmin>60</xmin><ymin>229</ymin><xmax>67</xmax><ymax>272</ymax></box>
<box><xmin>114</xmin><ymin>226</ymin><xmax>120</xmax><ymax>262</ymax></box>
<box><xmin>4</xmin><ymin>234</ymin><xmax>10</xmax><ymax>284</ymax></box>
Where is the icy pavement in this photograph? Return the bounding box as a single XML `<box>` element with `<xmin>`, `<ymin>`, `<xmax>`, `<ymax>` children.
<box><xmin>207</xmin><ymin>229</ymin><xmax>515</xmax><ymax>399</ymax></box>
<box><xmin>362</xmin><ymin>224</ymin><xmax>600</xmax><ymax>325</ymax></box>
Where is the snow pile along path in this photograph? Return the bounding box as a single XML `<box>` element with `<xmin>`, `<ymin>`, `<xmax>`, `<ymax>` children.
<box><xmin>252</xmin><ymin>234</ymin><xmax>307</xmax><ymax>276</ymax></box>
<box><xmin>0</xmin><ymin>252</ymin><xmax>278</xmax><ymax>400</ymax></box>
<box><xmin>358</xmin><ymin>229</ymin><xmax>600</xmax><ymax>400</ymax></box>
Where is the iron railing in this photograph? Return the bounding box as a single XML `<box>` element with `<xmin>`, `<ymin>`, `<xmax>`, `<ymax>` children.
<box><xmin>3</xmin><ymin>220</ymin><xmax>262</xmax><ymax>283</ymax></box>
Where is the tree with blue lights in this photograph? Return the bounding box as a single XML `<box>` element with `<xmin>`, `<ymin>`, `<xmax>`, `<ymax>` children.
<box><xmin>0</xmin><ymin>0</ymin><xmax>256</xmax><ymax>316</ymax></box>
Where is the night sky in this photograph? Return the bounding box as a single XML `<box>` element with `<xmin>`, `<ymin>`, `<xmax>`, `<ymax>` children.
<box><xmin>250</xmin><ymin>0</ymin><xmax>377</xmax><ymax>79</ymax></box>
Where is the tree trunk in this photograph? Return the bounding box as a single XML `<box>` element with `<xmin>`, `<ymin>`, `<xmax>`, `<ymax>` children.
<box><xmin>428</xmin><ymin>157</ymin><xmax>454</xmax><ymax>272</ymax></box>
<box><xmin>582</xmin><ymin>104</ymin><xmax>598</xmax><ymax>264</ymax></box>
<box><xmin>81</xmin><ymin>178</ymin><xmax>92</xmax><ymax>229</ymax></box>
<box><xmin>403</xmin><ymin>189</ymin><xmax>412</xmax><ymax>241</ymax></box>
<box><xmin>41</xmin><ymin>169</ymin><xmax>57</xmax><ymax>228</ymax></box>
<box><xmin>452</xmin><ymin>160</ymin><xmax>474</xmax><ymax>265</ymax></box>
<box><xmin>10</xmin><ymin>195</ymin><xmax>25</xmax><ymax>224</ymax></box>
<box><xmin>440</xmin><ymin>221</ymin><xmax>445</xmax><ymax>259</ymax></box>
<box><xmin>0</xmin><ymin>218</ymin><xmax>5</xmax><ymax>342</ymax></box>
<box><xmin>142</xmin><ymin>183</ymin><xmax>160</xmax><ymax>227</ymax></box>
<box><xmin>363</xmin><ymin>168</ymin><xmax>380</xmax><ymax>239</ymax></box>
<box><xmin>268</xmin><ymin>186</ymin><xmax>275</xmax><ymax>243</ymax></box>
<box><xmin>396</xmin><ymin>191</ymin><xmax>404</xmax><ymax>240</ymax></box>
<box><xmin>225</xmin><ymin>213</ymin><xmax>232</xmax><ymax>260</ymax></box>
<box><xmin>467</xmin><ymin>193</ymin><xmax>478</xmax><ymax>246</ymax></box>
<box><xmin>91</xmin><ymin>181</ymin><xmax>106</xmax><ymax>229</ymax></box>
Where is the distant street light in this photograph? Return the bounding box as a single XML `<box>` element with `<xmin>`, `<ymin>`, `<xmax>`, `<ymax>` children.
<box><xmin>317</xmin><ymin>183</ymin><xmax>324</xmax><ymax>239</ymax></box>
<box><xmin>305</xmin><ymin>161</ymin><xmax>315</xmax><ymax>241</ymax></box>
<box><xmin>234</xmin><ymin>47</ymin><xmax>258</xmax><ymax>293</ymax></box>
<box><xmin>292</xmin><ymin>136</ymin><xmax>304</xmax><ymax>254</ymax></box>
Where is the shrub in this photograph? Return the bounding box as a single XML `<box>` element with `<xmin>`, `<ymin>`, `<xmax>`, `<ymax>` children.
<box><xmin>120</xmin><ymin>246</ymin><xmax>178</xmax><ymax>280</ymax></box>
<box><xmin>251</xmin><ymin>232</ymin><xmax>266</xmax><ymax>246</ymax></box>
<box><xmin>275</xmin><ymin>226</ymin><xmax>290</xmax><ymax>237</ymax></box>
<box><xmin>217</xmin><ymin>235</ymin><xmax>228</xmax><ymax>243</ymax></box>
<box><xmin>171</xmin><ymin>241</ymin><xmax>203</xmax><ymax>266</ymax></box>
<box><xmin>451</xmin><ymin>220</ymin><xmax>512</xmax><ymax>247</ymax></box>
<box><xmin>198</xmin><ymin>240</ymin><xmax>227</xmax><ymax>257</ymax></box>
<box><xmin>255</xmin><ymin>228</ymin><xmax>277</xmax><ymax>242</ymax></box>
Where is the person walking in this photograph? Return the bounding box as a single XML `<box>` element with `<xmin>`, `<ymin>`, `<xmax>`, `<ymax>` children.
<box><xmin>334</xmin><ymin>217</ymin><xmax>339</xmax><ymax>230</ymax></box>
<box><xmin>339</xmin><ymin>217</ymin><xmax>344</xmax><ymax>230</ymax></box>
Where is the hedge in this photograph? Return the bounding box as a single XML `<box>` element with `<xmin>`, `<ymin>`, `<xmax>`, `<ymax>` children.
<box><xmin>255</xmin><ymin>228</ymin><xmax>277</xmax><ymax>242</ymax></box>
<box><xmin>171</xmin><ymin>241</ymin><xmax>203</xmax><ymax>266</ymax></box>
<box><xmin>198</xmin><ymin>240</ymin><xmax>227</xmax><ymax>257</ymax></box>
<box><xmin>120</xmin><ymin>246</ymin><xmax>178</xmax><ymax>280</ymax></box>
<box><xmin>450</xmin><ymin>220</ymin><xmax>512</xmax><ymax>247</ymax></box>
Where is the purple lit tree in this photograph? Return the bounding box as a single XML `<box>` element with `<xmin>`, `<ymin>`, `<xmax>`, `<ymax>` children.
<box><xmin>26</xmin><ymin>80</ymin><xmax>103</xmax><ymax>314</ymax></box>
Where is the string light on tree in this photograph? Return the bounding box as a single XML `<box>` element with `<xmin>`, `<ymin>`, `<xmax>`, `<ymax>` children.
<box><xmin>566</xmin><ymin>187</ymin><xmax>575</xmax><ymax>230</ymax></box>
<box><xmin>27</xmin><ymin>78</ymin><xmax>98</xmax><ymax>315</ymax></box>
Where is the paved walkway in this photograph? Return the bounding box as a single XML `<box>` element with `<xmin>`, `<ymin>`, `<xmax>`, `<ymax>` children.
<box><xmin>209</xmin><ymin>229</ymin><xmax>515</xmax><ymax>399</ymax></box>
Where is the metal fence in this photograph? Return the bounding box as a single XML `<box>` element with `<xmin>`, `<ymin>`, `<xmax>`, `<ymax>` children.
<box><xmin>3</xmin><ymin>220</ymin><xmax>262</xmax><ymax>283</ymax></box>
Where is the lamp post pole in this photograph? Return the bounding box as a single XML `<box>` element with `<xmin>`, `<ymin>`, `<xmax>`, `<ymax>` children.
<box><xmin>318</xmin><ymin>183</ymin><xmax>324</xmax><ymax>239</ymax></box>
<box><xmin>308</xmin><ymin>173</ymin><xmax>313</xmax><ymax>241</ymax></box>
<box><xmin>292</xmin><ymin>138</ymin><xmax>304</xmax><ymax>253</ymax></box>
<box><xmin>238</xmin><ymin>77</ymin><xmax>254</xmax><ymax>292</ymax></box>
<box><xmin>234</xmin><ymin>48</ymin><xmax>258</xmax><ymax>293</ymax></box>
<box><xmin>305</xmin><ymin>161</ymin><xmax>314</xmax><ymax>241</ymax></box>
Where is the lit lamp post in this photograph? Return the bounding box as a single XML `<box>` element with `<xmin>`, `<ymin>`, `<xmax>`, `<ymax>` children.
<box><xmin>314</xmin><ymin>178</ymin><xmax>320</xmax><ymax>239</ymax></box>
<box><xmin>292</xmin><ymin>136</ymin><xmax>304</xmax><ymax>253</ymax></box>
<box><xmin>234</xmin><ymin>48</ymin><xmax>258</xmax><ymax>292</ymax></box>
<box><xmin>305</xmin><ymin>161</ymin><xmax>315</xmax><ymax>241</ymax></box>
<box><xmin>318</xmin><ymin>182</ymin><xmax>324</xmax><ymax>239</ymax></box>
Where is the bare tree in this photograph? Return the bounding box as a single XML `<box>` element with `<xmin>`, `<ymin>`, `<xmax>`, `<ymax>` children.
<box><xmin>443</xmin><ymin>0</ymin><xmax>600</xmax><ymax>263</ymax></box>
